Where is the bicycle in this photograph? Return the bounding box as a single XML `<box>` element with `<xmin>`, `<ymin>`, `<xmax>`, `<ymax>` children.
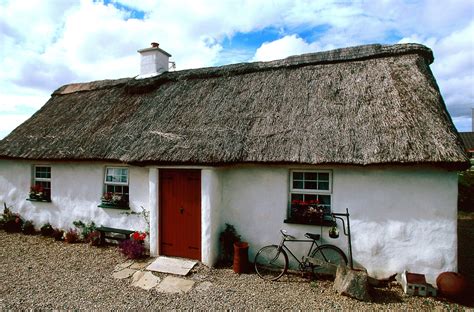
<box><xmin>254</xmin><ymin>229</ymin><xmax>348</xmax><ymax>281</ymax></box>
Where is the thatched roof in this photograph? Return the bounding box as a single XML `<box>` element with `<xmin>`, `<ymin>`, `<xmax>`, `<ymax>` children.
<box><xmin>0</xmin><ymin>43</ymin><xmax>469</xmax><ymax>169</ymax></box>
<box><xmin>459</xmin><ymin>132</ymin><xmax>474</xmax><ymax>151</ymax></box>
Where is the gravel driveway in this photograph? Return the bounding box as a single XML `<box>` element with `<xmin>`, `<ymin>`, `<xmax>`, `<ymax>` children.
<box><xmin>0</xmin><ymin>231</ymin><xmax>468</xmax><ymax>310</ymax></box>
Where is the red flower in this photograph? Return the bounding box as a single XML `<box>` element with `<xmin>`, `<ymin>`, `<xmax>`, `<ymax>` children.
<box><xmin>131</xmin><ymin>231</ymin><xmax>146</xmax><ymax>241</ymax></box>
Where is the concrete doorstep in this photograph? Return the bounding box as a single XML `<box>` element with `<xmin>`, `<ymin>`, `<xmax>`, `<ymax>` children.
<box><xmin>112</xmin><ymin>259</ymin><xmax>203</xmax><ymax>293</ymax></box>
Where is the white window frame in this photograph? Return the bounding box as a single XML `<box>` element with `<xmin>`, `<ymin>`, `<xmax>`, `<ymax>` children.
<box><xmin>290</xmin><ymin>169</ymin><xmax>332</xmax><ymax>195</ymax></box>
<box><xmin>33</xmin><ymin>165</ymin><xmax>51</xmax><ymax>184</ymax></box>
<box><xmin>104</xmin><ymin>167</ymin><xmax>129</xmax><ymax>186</ymax></box>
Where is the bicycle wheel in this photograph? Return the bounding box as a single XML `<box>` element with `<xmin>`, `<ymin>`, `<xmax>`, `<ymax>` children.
<box><xmin>254</xmin><ymin>245</ymin><xmax>288</xmax><ymax>281</ymax></box>
<box><xmin>310</xmin><ymin>245</ymin><xmax>348</xmax><ymax>274</ymax></box>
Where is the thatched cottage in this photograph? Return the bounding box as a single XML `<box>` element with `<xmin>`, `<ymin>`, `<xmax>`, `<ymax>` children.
<box><xmin>0</xmin><ymin>43</ymin><xmax>469</xmax><ymax>282</ymax></box>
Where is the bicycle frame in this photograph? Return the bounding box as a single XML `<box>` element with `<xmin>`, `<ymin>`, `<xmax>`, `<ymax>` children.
<box><xmin>277</xmin><ymin>235</ymin><xmax>320</xmax><ymax>267</ymax></box>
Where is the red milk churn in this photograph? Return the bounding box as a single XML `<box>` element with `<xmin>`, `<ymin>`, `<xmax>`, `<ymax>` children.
<box><xmin>233</xmin><ymin>241</ymin><xmax>249</xmax><ymax>274</ymax></box>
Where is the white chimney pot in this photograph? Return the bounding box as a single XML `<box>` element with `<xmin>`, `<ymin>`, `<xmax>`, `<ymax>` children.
<box><xmin>137</xmin><ymin>42</ymin><xmax>172</xmax><ymax>78</ymax></box>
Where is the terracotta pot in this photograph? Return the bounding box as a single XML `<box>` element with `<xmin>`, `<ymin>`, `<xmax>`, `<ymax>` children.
<box><xmin>436</xmin><ymin>272</ymin><xmax>468</xmax><ymax>299</ymax></box>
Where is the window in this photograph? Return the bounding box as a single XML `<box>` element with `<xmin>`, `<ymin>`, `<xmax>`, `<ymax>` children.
<box><xmin>100</xmin><ymin>167</ymin><xmax>129</xmax><ymax>208</ymax></box>
<box><xmin>287</xmin><ymin>170</ymin><xmax>332</xmax><ymax>225</ymax></box>
<box><xmin>29</xmin><ymin>165</ymin><xmax>51</xmax><ymax>201</ymax></box>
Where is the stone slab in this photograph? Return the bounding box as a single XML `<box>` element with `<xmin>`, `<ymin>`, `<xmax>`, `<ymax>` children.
<box><xmin>112</xmin><ymin>268</ymin><xmax>136</xmax><ymax>279</ymax></box>
<box><xmin>146</xmin><ymin>256</ymin><xmax>197</xmax><ymax>276</ymax></box>
<box><xmin>156</xmin><ymin>276</ymin><xmax>195</xmax><ymax>294</ymax></box>
<box><xmin>130</xmin><ymin>261</ymin><xmax>150</xmax><ymax>270</ymax></box>
<box><xmin>131</xmin><ymin>271</ymin><xmax>161</xmax><ymax>290</ymax></box>
<box><xmin>114</xmin><ymin>260</ymin><xmax>134</xmax><ymax>271</ymax></box>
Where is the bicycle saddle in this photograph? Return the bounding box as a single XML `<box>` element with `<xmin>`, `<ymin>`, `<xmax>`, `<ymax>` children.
<box><xmin>304</xmin><ymin>233</ymin><xmax>320</xmax><ymax>240</ymax></box>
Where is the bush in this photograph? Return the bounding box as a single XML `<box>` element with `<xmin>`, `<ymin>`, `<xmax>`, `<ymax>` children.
<box><xmin>22</xmin><ymin>220</ymin><xmax>36</xmax><ymax>235</ymax></box>
<box><xmin>459</xmin><ymin>171</ymin><xmax>474</xmax><ymax>213</ymax></box>
<box><xmin>52</xmin><ymin>228</ymin><xmax>64</xmax><ymax>241</ymax></box>
<box><xmin>86</xmin><ymin>230</ymin><xmax>102</xmax><ymax>246</ymax></box>
<box><xmin>119</xmin><ymin>239</ymin><xmax>145</xmax><ymax>259</ymax></box>
<box><xmin>73</xmin><ymin>220</ymin><xmax>97</xmax><ymax>240</ymax></box>
<box><xmin>40</xmin><ymin>223</ymin><xmax>54</xmax><ymax>236</ymax></box>
<box><xmin>2</xmin><ymin>205</ymin><xmax>23</xmax><ymax>233</ymax></box>
<box><xmin>219</xmin><ymin>223</ymin><xmax>241</xmax><ymax>265</ymax></box>
<box><xmin>64</xmin><ymin>229</ymin><xmax>79</xmax><ymax>243</ymax></box>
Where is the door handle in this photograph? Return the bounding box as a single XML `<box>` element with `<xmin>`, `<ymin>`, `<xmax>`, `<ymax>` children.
<box><xmin>179</xmin><ymin>207</ymin><xmax>184</xmax><ymax>214</ymax></box>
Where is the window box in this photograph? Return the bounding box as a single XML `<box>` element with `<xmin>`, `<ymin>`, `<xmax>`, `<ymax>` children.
<box><xmin>284</xmin><ymin>217</ymin><xmax>336</xmax><ymax>227</ymax></box>
<box><xmin>27</xmin><ymin>196</ymin><xmax>51</xmax><ymax>203</ymax></box>
<box><xmin>97</xmin><ymin>202</ymin><xmax>130</xmax><ymax>210</ymax></box>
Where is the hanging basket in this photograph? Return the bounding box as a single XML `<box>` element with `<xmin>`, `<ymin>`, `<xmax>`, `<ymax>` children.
<box><xmin>329</xmin><ymin>226</ymin><xmax>339</xmax><ymax>239</ymax></box>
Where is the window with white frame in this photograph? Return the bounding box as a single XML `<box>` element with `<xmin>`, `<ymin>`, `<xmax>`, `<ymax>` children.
<box><xmin>30</xmin><ymin>165</ymin><xmax>51</xmax><ymax>201</ymax></box>
<box><xmin>288</xmin><ymin>170</ymin><xmax>332</xmax><ymax>224</ymax></box>
<box><xmin>101</xmin><ymin>167</ymin><xmax>129</xmax><ymax>207</ymax></box>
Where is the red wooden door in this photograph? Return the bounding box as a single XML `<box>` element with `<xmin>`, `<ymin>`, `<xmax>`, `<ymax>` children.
<box><xmin>159</xmin><ymin>169</ymin><xmax>201</xmax><ymax>260</ymax></box>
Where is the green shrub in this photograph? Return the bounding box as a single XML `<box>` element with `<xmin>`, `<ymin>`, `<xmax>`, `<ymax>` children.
<box><xmin>73</xmin><ymin>220</ymin><xmax>97</xmax><ymax>239</ymax></box>
<box><xmin>40</xmin><ymin>223</ymin><xmax>54</xmax><ymax>236</ymax></box>
<box><xmin>458</xmin><ymin>171</ymin><xmax>474</xmax><ymax>213</ymax></box>
<box><xmin>219</xmin><ymin>223</ymin><xmax>241</xmax><ymax>265</ymax></box>
<box><xmin>22</xmin><ymin>220</ymin><xmax>36</xmax><ymax>235</ymax></box>
<box><xmin>52</xmin><ymin>228</ymin><xmax>64</xmax><ymax>241</ymax></box>
<box><xmin>1</xmin><ymin>204</ymin><xmax>23</xmax><ymax>233</ymax></box>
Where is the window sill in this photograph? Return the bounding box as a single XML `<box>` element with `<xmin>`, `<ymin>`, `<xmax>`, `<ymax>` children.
<box><xmin>284</xmin><ymin>218</ymin><xmax>336</xmax><ymax>227</ymax></box>
<box><xmin>98</xmin><ymin>203</ymin><xmax>130</xmax><ymax>210</ymax></box>
<box><xmin>27</xmin><ymin>198</ymin><xmax>52</xmax><ymax>203</ymax></box>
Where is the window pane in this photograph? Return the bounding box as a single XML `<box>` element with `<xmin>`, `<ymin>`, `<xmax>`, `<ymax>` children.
<box><xmin>293</xmin><ymin>181</ymin><xmax>303</xmax><ymax>189</ymax></box>
<box><xmin>291</xmin><ymin>193</ymin><xmax>303</xmax><ymax>201</ymax></box>
<box><xmin>305</xmin><ymin>172</ymin><xmax>317</xmax><ymax>180</ymax></box>
<box><xmin>120</xmin><ymin>175</ymin><xmax>127</xmax><ymax>183</ymax></box>
<box><xmin>318</xmin><ymin>172</ymin><xmax>329</xmax><ymax>181</ymax></box>
<box><xmin>318</xmin><ymin>181</ymin><xmax>329</xmax><ymax>190</ymax></box>
<box><xmin>293</xmin><ymin>172</ymin><xmax>303</xmax><ymax>180</ymax></box>
<box><xmin>35</xmin><ymin>167</ymin><xmax>51</xmax><ymax>179</ymax></box>
<box><xmin>305</xmin><ymin>181</ymin><xmax>317</xmax><ymax>189</ymax></box>
<box><xmin>305</xmin><ymin>194</ymin><xmax>317</xmax><ymax>202</ymax></box>
<box><xmin>318</xmin><ymin>195</ymin><xmax>331</xmax><ymax>205</ymax></box>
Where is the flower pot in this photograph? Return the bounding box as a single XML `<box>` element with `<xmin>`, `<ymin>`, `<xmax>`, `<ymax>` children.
<box><xmin>436</xmin><ymin>272</ymin><xmax>468</xmax><ymax>300</ymax></box>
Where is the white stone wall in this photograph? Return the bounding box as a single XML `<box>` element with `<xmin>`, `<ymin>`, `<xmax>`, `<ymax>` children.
<box><xmin>0</xmin><ymin>160</ymin><xmax>149</xmax><ymax>233</ymax></box>
<box><xmin>219</xmin><ymin>165</ymin><xmax>458</xmax><ymax>284</ymax></box>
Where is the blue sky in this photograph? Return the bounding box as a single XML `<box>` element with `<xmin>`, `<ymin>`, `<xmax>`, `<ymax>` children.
<box><xmin>0</xmin><ymin>0</ymin><xmax>473</xmax><ymax>138</ymax></box>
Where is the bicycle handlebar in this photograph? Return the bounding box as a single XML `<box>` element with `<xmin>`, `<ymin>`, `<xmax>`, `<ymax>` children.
<box><xmin>280</xmin><ymin>229</ymin><xmax>296</xmax><ymax>240</ymax></box>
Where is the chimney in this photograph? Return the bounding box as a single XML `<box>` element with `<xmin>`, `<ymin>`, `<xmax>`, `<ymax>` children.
<box><xmin>137</xmin><ymin>42</ymin><xmax>172</xmax><ymax>78</ymax></box>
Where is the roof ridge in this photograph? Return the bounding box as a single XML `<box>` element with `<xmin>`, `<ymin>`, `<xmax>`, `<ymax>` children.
<box><xmin>54</xmin><ymin>43</ymin><xmax>433</xmax><ymax>96</ymax></box>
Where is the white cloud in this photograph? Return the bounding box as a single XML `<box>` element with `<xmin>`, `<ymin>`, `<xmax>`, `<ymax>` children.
<box><xmin>0</xmin><ymin>0</ymin><xmax>472</xmax><ymax>136</ymax></box>
<box><xmin>252</xmin><ymin>35</ymin><xmax>320</xmax><ymax>61</ymax></box>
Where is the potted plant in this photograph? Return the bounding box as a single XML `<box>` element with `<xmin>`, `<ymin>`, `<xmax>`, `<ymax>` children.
<box><xmin>86</xmin><ymin>230</ymin><xmax>102</xmax><ymax>246</ymax></box>
<box><xmin>290</xmin><ymin>199</ymin><xmax>324</xmax><ymax>224</ymax></box>
<box><xmin>29</xmin><ymin>184</ymin><xmax>50</xmax><ymax>201</ymax></box>
<box><xmin>100</xmin><ymin>192</ymin><xmax>129</xmax><ymax>208</ymax></box>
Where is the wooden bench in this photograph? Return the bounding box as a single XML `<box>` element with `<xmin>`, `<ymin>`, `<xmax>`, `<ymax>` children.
<box><xmin>96</xmin><ymin>226</ymin><xmax>134</xmax><ymax>245</ymax></box>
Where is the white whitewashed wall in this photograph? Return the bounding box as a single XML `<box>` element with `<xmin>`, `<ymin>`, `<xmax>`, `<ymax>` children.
<box><xmin>218</xmin><ymin>165</ymin><xmax>458</xmax><ymax>284</ymax></box>
<box><xmin>0</xmin><ymin>160</ymin><xmax>149</xmax><ymax>232</ymax></box>
<box><xmin>0</xmin><ymin>160</ymin><xmax>458</xmax><ymax>284</ymax></box>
